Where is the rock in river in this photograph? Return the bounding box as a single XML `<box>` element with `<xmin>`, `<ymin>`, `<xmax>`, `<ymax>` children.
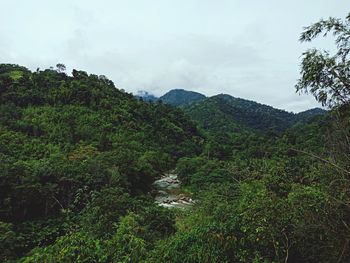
<box><xmin>153</xmin><ymin>172</ymin><xmax>194</xmax><ymax>209</ymax></box>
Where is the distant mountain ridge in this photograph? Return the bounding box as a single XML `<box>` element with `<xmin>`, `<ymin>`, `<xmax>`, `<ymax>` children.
<box><xmin>185</xmin><ymin>94</ymin><xmax>325</xmax><ymax>134</ymax></box>
<box><xmin>197</xmin><ymin>94</ymin><xmax>296</xmax><ymax>133</ymax></box>
<box><xmin>295</xmin><ymin>108</ymin><xmax>327</xmax><ymax>122</ymax></box>
<box><xmin>136</xmin><ymin>89</ymin><xmax>326</xmax><ymax>133</ymax></box>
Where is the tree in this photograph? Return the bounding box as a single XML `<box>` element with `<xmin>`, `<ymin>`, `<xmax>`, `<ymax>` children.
<box><xmin>0</xmin><ymin>222</ymin><xmax>16</xmax><ymax>261</ymax></box>
<box><xmin>296</xmin><ymin>13</ymin><xmax>350</xmax><ymax>108</ymax></box>
<box><xmin>296</xmin><ymin>13</ymin><xmax>350</xmax><ymax>171</ymax></box>
<box><xmin>56</xmin><ymin>63</ymin><xmax>66</xmax><ymax>73</ymax></box>
<box><xmin>107</xmin><ymin>213</ymin><xmax>147</xmax><ymax>262</ymax></box>
<box><xmin>295</xmin><ymin>14</ymin><xmax>350</xmax><ymax>262</ymax></box>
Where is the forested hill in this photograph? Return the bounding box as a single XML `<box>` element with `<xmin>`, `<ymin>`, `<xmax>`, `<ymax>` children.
<box><xmin>295</xmin><ymin>108</ymin><xmax>327</xmax><ymax>122</ymax></box>
<box><xmin>184</xmin><ymin>94</ymin><xmax>325</xmax><ymax>134</ymax></box>
<box><xmin>137</xmin><ymin>89</ymin><xmax>325</xmax><ymax>133</ymax></box>
<box><xmin>0</xmin><ymin>63</ymin><xmax>204</xmax><ymax>261</ymax></box>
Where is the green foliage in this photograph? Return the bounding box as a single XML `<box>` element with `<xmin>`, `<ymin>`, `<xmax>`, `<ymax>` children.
<box><xmin>296</xmin><ymin>13</ymin><xmax>350</xmax><ymax>107</ymax></box>
<box><xmin>0</xmin><ymin>44</ymin><xmax>349</xmax><ymax>263</ymax></box>
<box><xmin>184</xmin><ymin>94</ymin><xmax>325</xmax><ymax>135</ymax></box>
<box><xmin>0</xmin><ymin>221</ymin><xmax>17</xmax><ymax>262</ymax></box>
<box><xmin>107</xmin><ymin>213</ymin><xmax>147</xmax><ymax>262</ymax></box>
<box><xmin>146</xmin><ymin>224</ymin><xmax>237</xmax><ymax>263</ymax></box>
<box><xmin>176</xmin><ymin>157</ymin><xmax>228</xmax><ymax>190</ymax></box>
<box><xmin>21</xmin><ymin>207</ymin><xmax>175</xmax><ymax>263</ymax></box>
<box><xmin>79</xmin><ymin>187</ymin><xmax>133</xmax><ymax>238</ymax></box>
<box><xmin>21</xmin><ymin>231</ymin><xmax>107</xmax><ymax>263</ymax></box>
<box><xmin>0</xmin><ymin>64</ymin><xmax>202</xmax><ymax>261</ymax></box>
<box><xmin>168</xmin><ymin>106</ymin><xmax>349</xmax><ymax>263</ymax></box>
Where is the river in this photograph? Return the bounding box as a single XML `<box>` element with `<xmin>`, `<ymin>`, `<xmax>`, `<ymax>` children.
<box><xmin>153</xmin><ymin>172</ymin><xmax>195</xmax><ymax>209</ymax></box>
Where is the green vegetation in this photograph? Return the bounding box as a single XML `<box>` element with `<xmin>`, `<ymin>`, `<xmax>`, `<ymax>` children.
<box><xmin>0</xmin><ymin>63</ymin><xmax>202</xmax><ymax>262</ymax></box>
<box><xmin>184</xmin><ymin>94</ymin><xmax>325</xmax><ymax>134</ymax></box>
<box><xmin>1</xmin><ymin>13</ymin><xmax>350</xmax><ymax>263</ymax></box>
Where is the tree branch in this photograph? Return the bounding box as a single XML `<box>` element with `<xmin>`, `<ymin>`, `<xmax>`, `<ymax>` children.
<box><xmin>290</xmin><ymin>148</ymin><xmax>350</xmax><ymax>175</ymax></box>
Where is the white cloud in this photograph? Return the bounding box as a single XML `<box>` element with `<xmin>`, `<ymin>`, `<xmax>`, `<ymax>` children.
<box><xmin>0</xmin><ymin>0</ymin><xmax>349</xmax><ymax>112</ymax></box>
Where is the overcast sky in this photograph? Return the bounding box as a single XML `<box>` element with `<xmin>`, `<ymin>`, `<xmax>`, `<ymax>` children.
<box><xmin>1</xmin><ymin>0</ymin><xmax>349</xmax><ymax>112</ymax></box>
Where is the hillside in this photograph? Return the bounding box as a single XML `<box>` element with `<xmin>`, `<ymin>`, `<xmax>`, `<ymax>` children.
<box><xmin>0</xmin><ymin>64</ymin><xmax>203</xmax><ymax>261</ymax></box>
<box><xmin>184</xmin><ymin>93</ymin><xmax>325</xmax><ymax>134</ymax></box>
<box><xmin>296</xmin><ymin>107</ymin><xmax>327</xmax><ymax>122</ymax></box>
<box><xmin>137</xmin><ymin>89</ymin><xmax>325</xmax><ymax>134</ymax></box>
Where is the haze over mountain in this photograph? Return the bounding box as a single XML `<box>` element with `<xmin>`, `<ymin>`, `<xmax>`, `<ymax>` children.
<box><xmin>135</xmin><ymin>90</ymin><xmax>158</xmax><ymax>102</ymax></box>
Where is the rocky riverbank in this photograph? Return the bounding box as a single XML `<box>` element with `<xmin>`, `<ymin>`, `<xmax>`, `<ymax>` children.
<box><xmin>153</xmin><ymin>173</ymin><xmax>194</xmax><ymax>208</ymax></box>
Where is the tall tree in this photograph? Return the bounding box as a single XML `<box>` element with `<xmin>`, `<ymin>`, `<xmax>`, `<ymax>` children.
<box><xmin>296</xmin><ymin>13</ymin><xmax>350</xmax><ymax>108</ymax></box>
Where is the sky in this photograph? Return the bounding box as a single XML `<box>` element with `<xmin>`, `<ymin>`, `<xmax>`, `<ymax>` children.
<box><xmin>1</xmin><ymin>0</ymin><xmax>350</xmax><ymax>112</ymax></box>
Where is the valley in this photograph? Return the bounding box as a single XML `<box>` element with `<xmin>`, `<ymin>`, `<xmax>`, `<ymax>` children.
<box><xmin>1</xmin><ymin>12</ymin><xmax>349</xmax><ymax>261</ymax></box>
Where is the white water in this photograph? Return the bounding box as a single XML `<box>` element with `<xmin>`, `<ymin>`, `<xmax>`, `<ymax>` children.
<box><xmin>153</xmin><ymin>173</ymin><xmax>194</xmax><ymax>209</ymax></box>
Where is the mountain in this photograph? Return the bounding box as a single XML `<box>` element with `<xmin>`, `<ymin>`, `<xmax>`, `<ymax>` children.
<box><xmin>184</xmin><ymin>94</ymin><xmax>326</xmax><ymax>134</ymax></box>
<box><xmin>135</xmin><ymin>88</ymin><xmax>326</xmax><ymax>133</ymax></box>
<box><xmin>159</xmin><ymin>89</ymin><xmax>206</xmax><ymax>107</ymax></box>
